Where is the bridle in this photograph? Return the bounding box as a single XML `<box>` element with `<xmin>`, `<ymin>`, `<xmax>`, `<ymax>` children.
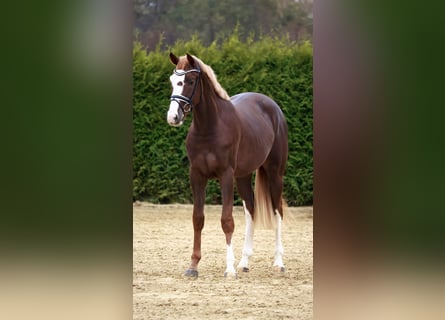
<box><xmin>170</xmin><ymin>64</ymin><xmax>201</xmax><ymax>114</ymax></box>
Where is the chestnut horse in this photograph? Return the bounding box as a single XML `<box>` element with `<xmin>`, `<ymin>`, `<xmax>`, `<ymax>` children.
<box><xmin>167</xmin><ymin>53</ymin><xmax>288</xmax><ymax>278</ymax></box>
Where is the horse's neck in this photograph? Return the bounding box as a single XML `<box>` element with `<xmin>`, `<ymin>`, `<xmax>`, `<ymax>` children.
<box><xmin>191</xmin><ymin>81</ymin><xmax>227</xmax><ymax>133</ymax></box>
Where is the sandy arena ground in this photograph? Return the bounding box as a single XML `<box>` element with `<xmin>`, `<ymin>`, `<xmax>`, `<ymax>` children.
<box><xmin>133</xmin><ymin>203</ymin><xmax>313</xmax><ymax>319</ymax></box>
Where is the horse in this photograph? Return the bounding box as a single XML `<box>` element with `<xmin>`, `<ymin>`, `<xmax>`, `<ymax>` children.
<box><xmin>167</xmin><ymin>53</ymin><xmax>288</xmax><ymax>278</ymax></box>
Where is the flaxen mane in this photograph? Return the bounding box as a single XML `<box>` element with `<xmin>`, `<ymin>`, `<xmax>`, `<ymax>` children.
<box><xmin>191</xmin><ymin>56</ymin><xmax>231</xmax><ymax>101</ymax></box>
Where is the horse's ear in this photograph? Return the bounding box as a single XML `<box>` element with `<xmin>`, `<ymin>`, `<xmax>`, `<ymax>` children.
<box><xmin>186</xmin><ymin>53</ymin><xmax>196</xmax><ymax>68</ymax></box>
<box><xmin>169</xmin><ymin>52</ymin><xmax>179</xmax><ymax>65</ymax></box>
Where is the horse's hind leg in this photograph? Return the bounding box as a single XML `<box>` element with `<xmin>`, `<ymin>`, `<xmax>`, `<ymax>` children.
<box><xmin>269</xmin><ymin>172</ymin><xmax>285</xmax><ymax>272</ymax></box>
<box><xmin>264</xmin><ymin>126</ymin><xmax>287</xmax><ymax>272</ymax></box>
<box><xmin>235</xmin><ymin>174</ymin><xmax>255</xmax><ymax>272</ymax></box>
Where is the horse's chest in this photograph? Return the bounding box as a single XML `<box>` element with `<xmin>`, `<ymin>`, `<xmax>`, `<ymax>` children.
<box><xmin>186</xmin><ymin>131</ymin><xmax>236</xmax><ymax>177</ymax></box>
<box><xmin>189</xmin><ymin>151</ymin><xmax>220</xmax><ymax>176</ymax></box>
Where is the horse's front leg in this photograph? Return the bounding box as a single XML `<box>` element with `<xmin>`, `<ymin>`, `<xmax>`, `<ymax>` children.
<box><xmin>184</xmin><ymin>170</ymin><xmax>207</xmax><ymax>278</ymax></box>
<box><xmin>220</xmin><ymin>168</ymin><xmax>237</xmax><ymax>278</ymax></box>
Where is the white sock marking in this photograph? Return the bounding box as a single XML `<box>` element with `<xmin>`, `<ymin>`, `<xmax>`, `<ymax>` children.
<box><xmin>237</xmin><ymin>201</ymin><xmax>254</xmax><ymax>269</ymax></box>
<box><xmin>273</xmin><ymin>210</ymin><xmax>284</xmax><ymax>268</ymax></box>
<box><xmin>225</xmin><ymin>243</ymin><xmax>237</xmax><ymax>275</ymax></box>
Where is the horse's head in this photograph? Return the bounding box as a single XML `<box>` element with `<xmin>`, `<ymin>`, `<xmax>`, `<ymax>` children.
<box><xmin>167</xmin><ymin>53</ymin><xmax>201</xmax><ymax>126</ymax></box>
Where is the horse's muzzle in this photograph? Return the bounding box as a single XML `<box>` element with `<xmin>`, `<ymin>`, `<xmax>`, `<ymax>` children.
<box><xmin>167</xmin><ymin>117</ymin><xmax>183</xmax><ymax>127</ymax></box>
<box><xmin>167</xmin><ymin>105</ymin><xmax>184</xmax><ymax>126</ymax></box>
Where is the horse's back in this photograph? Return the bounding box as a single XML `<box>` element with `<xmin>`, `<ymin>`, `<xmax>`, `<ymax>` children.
<box><xmin>230</xmin><ymin>92</ymin><xmax>288</xmax><ymax>176</ymax></box>
<box><xmin>231</xmin><ymin>92</ymin><xmax>287</xmax><ymax>136</ymax></box>
<box><xmin>231</xmin><ymin>92</ymin><xmax>286</xmax><ymax>127</ymax></box>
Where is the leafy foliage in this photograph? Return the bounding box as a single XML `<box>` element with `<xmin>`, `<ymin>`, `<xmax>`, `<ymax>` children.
<box><xmin>133</xmin><ymin>32</ymin><xmax>313</xmax><ymax>205</ymax></box>
<box><xmin>134</xmin><ymin>0</ymin><xmax>313</xmax><ymax>49</ymax></box>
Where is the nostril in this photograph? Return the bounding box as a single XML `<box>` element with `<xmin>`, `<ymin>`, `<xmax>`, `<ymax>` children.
<box><xmin>173</xmin><ymin>115</ymin><xmax>178</xmax><ymax>122</ymax></box>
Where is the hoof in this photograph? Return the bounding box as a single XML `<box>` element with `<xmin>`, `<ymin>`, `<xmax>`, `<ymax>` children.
<box><xmin>184</xmin><ymin>269</ymin><xmax>198</xmax><ymax>278</ymax></box>
<box><xmin>274</xmin><ymin>266</ymin><xmax>285</xmax><ymax>273</ymax></box>
<box><xmin>242</xmin><ymin>267</ymin><xmax>249</xmax><ymax>273</ymax></box>
<box><xmin>224</xmin><ymin>271</ymin><xmax>238</xmax><ymax>279</ymax></box>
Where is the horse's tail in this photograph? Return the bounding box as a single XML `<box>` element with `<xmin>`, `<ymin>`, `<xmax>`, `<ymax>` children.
<box><xmin>253</xmin><ymin>167</ymin><xmax>276</xmax><ymax>229</ymax></box>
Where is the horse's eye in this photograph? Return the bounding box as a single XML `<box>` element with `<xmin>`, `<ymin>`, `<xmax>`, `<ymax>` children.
<box><xmin>177</xmin><ymin>81</ymin><xmax>183</xmax><ymax>86</ymax></box>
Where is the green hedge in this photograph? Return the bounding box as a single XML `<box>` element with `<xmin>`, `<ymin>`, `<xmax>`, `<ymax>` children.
<box><xmin>133</xmin><ymin>33</ymin><xmax>312</xmax><ymax>206</ymax></box>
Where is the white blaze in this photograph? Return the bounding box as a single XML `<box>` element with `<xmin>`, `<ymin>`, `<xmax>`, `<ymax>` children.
<box><xmin>167</xmin><ymin>71</ymin><xmax>185</xmax><ymax>125</ymax></box>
